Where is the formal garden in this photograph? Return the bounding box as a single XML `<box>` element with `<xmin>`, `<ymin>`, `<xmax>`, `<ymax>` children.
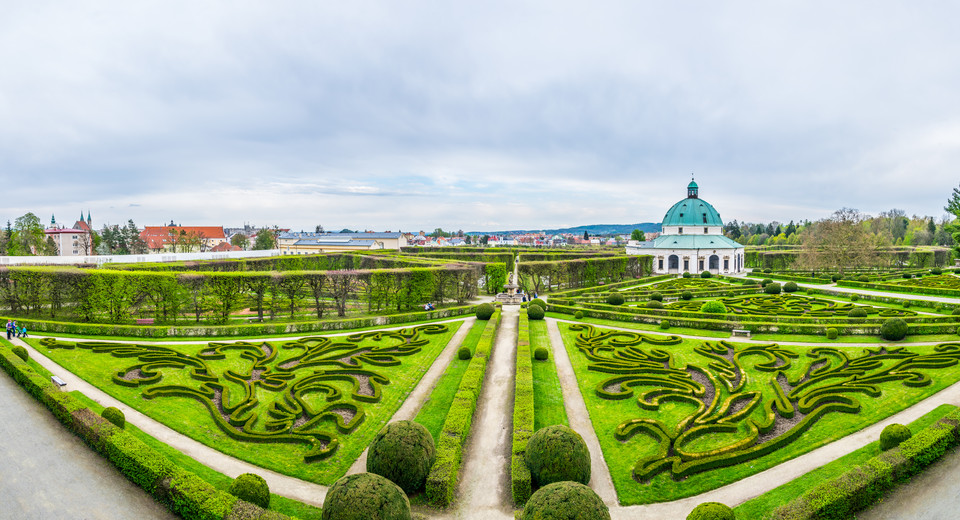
<box><xmin>3</xmin><ymin>248</ymin><xmax>960</xmax><ymax>520</ymax></box>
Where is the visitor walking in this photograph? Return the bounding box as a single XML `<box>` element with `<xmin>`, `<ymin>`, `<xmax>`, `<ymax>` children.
<box><xmin>18</xmin><ymin>325</ymin><xmax>27</xmax><ymax>338</ymax></box>
<box><xmin>5</xmin><ymin>319</ymin><xmax>12</xmax><ymax>340</ymax></box>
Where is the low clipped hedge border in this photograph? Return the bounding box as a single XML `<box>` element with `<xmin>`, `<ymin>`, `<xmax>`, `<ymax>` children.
<box><xmin>3</xmin><ymin>305</ymin><xmax>473</xmax><ymax>338</ymax></box>
<box><xmin>769</xmin><ymin>409</ymin><xmax>960</xmax><ymax>519</ymax></box>
<box><xmin>512</xmin><ymin>309</ymin><xmax>534</xmax><ymax>505</ymax></box>
<box><xmin>425</xmin><ymin>310</ymin><xmax>502</xmax><ymax>507</ymax></box>
<box><xmin>837</xmin><ymin>279</ymin><xmax>960</xmax><ymax>298</ymax></box>
<box><xmin>0</xmin><ymin>343</ymin><xmax>295</xmax><ymax>520</ymax></box>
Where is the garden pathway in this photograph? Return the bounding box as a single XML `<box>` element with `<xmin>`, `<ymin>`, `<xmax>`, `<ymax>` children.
<box><xmin>9</xmin><ymin>316</ymin><xmax>475</xmax><ymax>510</ymax></box>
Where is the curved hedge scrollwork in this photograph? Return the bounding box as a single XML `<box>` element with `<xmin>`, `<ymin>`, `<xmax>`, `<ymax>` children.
<box><xmin>666</xmin><ymin>294</ymin><xmax>916</xmax><ymax>318</ymax></box>
<box><xmin>567</xmin><ymin>324</ymin><xmax>960</xmax><ymax>481</ymax></box>
<box><xmin>39</xmin><ymin>324</ymin><xmax>448</xmax><ymax>462</ymax></box>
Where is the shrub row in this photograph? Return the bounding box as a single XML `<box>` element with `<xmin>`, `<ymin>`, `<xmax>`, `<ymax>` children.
<box><xmin>836</xmin><ymin>279</ymin><xmax>960</xmax><ymax>298</ymax></box>
<box><xmin>517</xmin><ymin>256</ymin><xmax>652</xmax><ymax>294</ymax></box>
<box><xmin>769</xmin><ymin>409</ymin><xmax>960</xmax><ymax>519</ymax></box>
<box><xmin>425</xmin><ymin>310</ymin><xmax>502</xmax><ymax>506</ymax></box>
<box><xmin>512</xmin><ymin>309</ymin><xmax>534</xmax><ymax>505</ymax></box>
<box><xmin>0</xmin><ymin>343</ymin><xmax>292</xmax><ymax>520</ymax></box>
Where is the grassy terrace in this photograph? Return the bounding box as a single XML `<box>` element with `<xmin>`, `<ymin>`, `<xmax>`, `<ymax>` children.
<box><xmin>529</xmin><ymin>319</ymin><xmax>567</xmax><ymax>430</ymax></box>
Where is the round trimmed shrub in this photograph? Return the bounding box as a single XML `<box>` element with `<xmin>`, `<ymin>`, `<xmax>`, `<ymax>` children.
<box><xmin>826</xmin><ymin>328</ymin><xmax>839</xmax><ymax>340</ymax></box>
<box><xmin>761</xmin><ymin>278</ymin><xmax>773</xmax><ymax>287</ymax></box>
<box><xmin>322</xmin><ymin>473</ymin><xmax>410</xmax><ymax>520</ymax></box>
<box><xmin>527</xmin><ymin>305</ymin><xmax>545</xmax><ymax>320</ymax></box>
<box><xmin>101</xmin><ymin>407</ymin><xmax>125</xmax><ymax>428</ymax></box>
<box><xmin>574</xmin><ymin>310</ymin><xmax>584</xmax><ymax>319</ymax></box>
<box><xmin>858</xmin><ymin>275</ymin><xmax>870</xmax><ymax>282</ymax></box>
<box><xmin>605</xmin><ymin>293</ymin><xmax>625</xmax><ymax>306</ymax></box>
<box><xmin>681</xmin><ymin>291</ymin><xmax>693</xmax><ymax>301</ymax></box>
<box><xmin>659</xmin><ymin>320</ymin><xmax>671</xmax><ymax>330</ymax></box>
<box><xmin>831</xmin><ymin>274</ymin><xmax>842</xmax><ymax>282</ymax></box>
<box><xmin>902</xmin><ymin>300</ymin><xmax>912</xmax><ymax>308</ymax></box>
<box><xmin>851</xmin><ymin>294</ymin><xmax>861</xmax><ymax>301</ymax></box>
<box><xmin>475</xmin><ymin>303</ymin><xmax>495</xmax><ymax>320</ymax></box>
<box><xmin>783</xmin><ymin>282</ymin><xmax>798</xmax><ymax>293</ymax></box>
<box><xmin>764</xmin><ymin>283</ymin><xmax>782</xmax><ymax>295</ymax></box>
<box><xmin>847</xmin><ymin>307</ymin><xmax>868</xmax><ymax>318</ymax></box>
<box><xmin>880</xmin><ymin>423</ymin><xmax>912</xmax><ymax>451</ymax></box>
<box><xmin>932</xmin><ymin>268</ymin><xmax>943</xmax><ymax>275</ymax></box>
<box><xmin>458</xmin><ymin>347</ymin><xmax>472</xmax><ymax>360</ymax></box>
<box><xmin>530</xmin><ymin>298</ymin><xmax>547</xmax><ymax>311</ymax></box>
<box><xmin>11</xmin><ymin>345</ymin><xmax>28</xmax><ymax>362</ymax></box>
<box><xmin>521</xmin><ymin>482</ymin><xmax>610</xmax><ymax>520</ymax></box>
<box><xmin>952</xmin><ymin>308</ymin><xmax>960</xmax><ymax>316</ymax></box>
<box><xmin>534</xmin><ymin>347</ymin><xmax>549</xmax><ymax>361</ymax></box>
<box><xmin>902</xmin><ymin>273</ymin><xmax>913</xmax><ymax>279</ymax></box>
<box><xmin>700</xmin><ymin>271</ymin><xmax>713</xmax><ymax>279</ymax></box>
<box><xmin>880</xmin><ymin>318</ymin><xmax>909</xmax><ymax>341</ymax></box>
<box><xmin>650</xmin><ymin>292</ymin><xmax>663</xmax><ymax>302</ymax></box>
<box><xmin>699</xmin><ymin>301</ymin><xmax>727</xmax><ymax>314</ymax></box>
<box><xmin>687</xmin><ymin>502</ymin><xmax>735</xmax><ymax>520</ymax></box>
<box><xmin>366</xmin><ymin>421</ymin><xmax>436</xmax><ymax>494</ymax></box>
<box><xmin>646</xmin><ymin>300</ymin><xmax>663</xmax><ymax>309</ymax></box>
<box><xmin>682</xmin><ymin>271</ymin><xmax>692</xmax><ymax>278</ymax></box>
<box><xmin>229</xmin><ymin>473</ymin><xmax>270</xmax><ymax>509</ymax></box>
<box><xmin>525</xmin><ymin>425</ymin><xmax>591</xmax><ymax>487</ymax></box>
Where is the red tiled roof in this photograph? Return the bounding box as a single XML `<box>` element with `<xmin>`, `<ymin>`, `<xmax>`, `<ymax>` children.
<box><xmin>210</xmin><ymin>242</ymin><xmax>242</xmax><ymax>252</ymax></box>
<box><xmin>140</xmin><ymin>226</ymin><xmax>226</xmax><ymax>250</ymax></box>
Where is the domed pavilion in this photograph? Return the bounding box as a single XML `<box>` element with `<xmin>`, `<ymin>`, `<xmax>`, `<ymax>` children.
<box><xmin>626</xmin><ymin>180</ymin><xmax>745</xmax><ymax>274</ymax></box>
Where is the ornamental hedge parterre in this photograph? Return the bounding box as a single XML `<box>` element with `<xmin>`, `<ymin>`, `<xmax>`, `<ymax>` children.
<box><xmin>512</xmin><ymin>309</ymin><xmax>535</xmax><ymax>504</ymax></box>
<box><xmin>667</xmin><ymin>294</ymin><xmax>916</xmax><ymax>318</ymax></box>
<box><xmin>567</xmin><ymin>323</ymin><xmax>960</xmax><ymax>483</ymax></box>
<box><xmin>40</xmin><ymin>324</ymin><xmax>449</xmax><ymax>462</ymax></box>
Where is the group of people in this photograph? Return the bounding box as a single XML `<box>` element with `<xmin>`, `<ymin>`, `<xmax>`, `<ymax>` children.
<box><xmin>5</xmin><ymin>319</ymin><xmax>27</xmax><ymax>339</ymax></box>
<box><xmin>519</xmin><ymin>290</ymin><xmax>538</xmax><ymax>302</ymax></box>
<box><xmin>423</xmin><ymin>302</ymin><xmax>436</xmax><ymax>311</ymax></box>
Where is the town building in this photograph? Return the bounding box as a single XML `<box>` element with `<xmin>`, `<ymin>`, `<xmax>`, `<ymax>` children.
<box><xmin>626</xmin><ymin>180</ymin><xmax>745</xmax><ymax>274</ymax></box>
<box><xmin>140</xmin><ymin>226</ymin><xmax>228</xmax><ymax>253</ymax></box>
<box><xmin>277</xmin><ymin>231</ymin><xmax>409</xmax><ymax>254</ymax></box>
<box><xmin>44</xmin><ymin>212</ymin><xmax>94</xmax><ymax>256</ymax></box>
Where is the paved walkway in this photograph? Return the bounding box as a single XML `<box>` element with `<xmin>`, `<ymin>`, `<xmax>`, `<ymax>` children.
<box><xmin>0</xmin><ymin>360</ymin><xmax>176</xmax><ymax>520</ymax></box>
<box><xmin>857</xmin><ymin>445</ymin><xmax>960</xmax><ymax>519</ymax></box>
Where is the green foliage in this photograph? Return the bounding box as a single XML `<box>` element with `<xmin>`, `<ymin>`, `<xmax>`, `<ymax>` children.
<box><xmin>847</xmin><ymin>307</ymin><xmax>869</xmax><ymax>318</ymax></box>
<box><xmin>521</xmin><ymin>482</ymin><xmax>610</xmax><ymax>520</ymax></box>
<box><xmin>880</xmin><ymin>423</ymin><xmax>912</xmax><ymax>451</ymax></box>
<box><xmin>659</xmin><ymin>320</ymin><xmax>671</xmax><ymax>330</ymax></box>
<box><xmin>252</xmin><ymin>228</ymin><xmax>277</xmax><ymax>250</ymax></box>
<box><xmin>826</xmin><ymin>328</ymin><xmax>839</xmax><ymax>340</ymax></box>
<box><xmin>101</xmin><ymin>406</ymin><xmax>125</xmax><ymax>428</ymax></box>
<box><xmin>687</xmin><ymin>502</ymin><xmax>735</xmax><ymax>520</ymax></box>
<box><xmin>932</xmin><ymin>268</ymin><xmax>943</xmax><ymax>275</ymax></box>
<box><xmin>902</xmin><ymin>273</ymin><xmax>913</xmax><ymax>279</ymax></box>
<box><xmin>525</xmin><ymin>425</ymin><xmax>591</xmax><ymax>486</ymax></box>
<box><xmin>681</xmin><ymin>291</ymin><xmax>693</xmax><ymax>300</ymax></box>
<box><xmin>574</xmin><ymin>310</ymin><xmax>584</xmax><ymax>319</ymax></box>
<box><xmin>530</xmin><ymin>298</ymin><xmax>547</xmax><ymax>311</ymax></box>
<box><xmin>858</xmin><ymin>275</ymin><xmax>870</xmax><ymax>282</ymax></box>
<box><xmin>527</xmin><ymin>305</ymin><xmax>545</xmax><ymax>320</ymax></box>
<box><xmin>650</xmin><ymin>292</ymin><xmax>663</xmax><ymax>301</ymax></box>
<box><xmin>476</xmin><ymin>303</ymin><xmax>495</xmax><ymax>320</ymax></box>
<box><xmin>831</xmin><ymin>274</ymin><xmax>841</xmax><ymax>282</ymax></box>
<box><xmin>645</xmin><ymin>300</ymin><xmax>663</xmax><ymax>309</ymax></box>
<box><xmin>880</xmin><ymin>318</ymin><xmax>909</xmax><ymax>340</ymax></box>
<box><xmin>367</xmin><ymin>421</ymin><xmax>436</xmax><ymax>494</ymax></box>
<box><xmin>322</xmin><ymin>473</ymin><xmax>411</xmax><ymax>520</ymax></box>
<box><xmin>229</xmin><ymin>473</ymin><xmax>270</xmax><ymax>509</ymax></box>
<box><xmin>783</xmin><ymin>281</ymin><xmax>799</xmax><ymax>293</ymax></box>
<box><xmin>952</xmin><ymin>308</ymin><xmax>960</xmax><ymax>316</ymax></box>
<box><xmin>699</xmin><ymin>301</ymin><xmax>727</xmax><ymax>314</ymax></box>
<box><xmin>11</xmin><ymin>345</ymin><xmax>28</xmax><ymax>361</ymax></box>
<box><xmin>605</xmin><ymin>293</ymin><xmax>625</xmax><ymax>306</ymax></box>
<box><xmin>700</xmin><ymin>271</ymin><xmax>713</xmax><ymax>279</ymax></box>
<box><xmin>851</xmin><ymin>294</ymin><xmax>860</xmax><ymax>301</ymax></box>
<box><xmin>534</xmin><ymin>347</ymin><xmax>549</xmax><ymax>361</ymax></box>
<box><xmin>764</xmin><ymin>282</ymin><xmax>782</xmax><ymax>295</ymax></box>
<box><xmin>458</xmin><ymin>347</ymin><xmax>472</xmax><ymax>360</ymax></box>
<box><xmin>761</xmin><ymin>278</ymin><xmax>773</xmax><ymax>287</ymax></box>
<box><xmin>682</xmin><ymin>272</ymin><xmax>692</xmax><ymax>278</ymax></box>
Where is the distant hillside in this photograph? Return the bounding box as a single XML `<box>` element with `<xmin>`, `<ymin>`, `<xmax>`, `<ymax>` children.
<box><xmin>469</xmin><ymin>222</ymin><xmax>661</xmax><ymax>236</ymax></box>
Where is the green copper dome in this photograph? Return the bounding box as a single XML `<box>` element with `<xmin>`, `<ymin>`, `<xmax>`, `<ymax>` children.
<box><xmin>662</xmin><ymin>183</ymin><xmax>723</xmax><ymax>227</ymax></box>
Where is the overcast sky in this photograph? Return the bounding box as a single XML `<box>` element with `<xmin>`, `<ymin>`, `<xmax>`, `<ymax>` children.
<box><xmin>2</xmin><ymin>1</ymin><xmax>959</xmax><ymax>233</ymax></box>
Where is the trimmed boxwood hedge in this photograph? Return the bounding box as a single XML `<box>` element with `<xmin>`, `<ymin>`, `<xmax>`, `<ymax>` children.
<box><xmin>322</xmin><ymin>472</ymin><xmax>410</xmax><ymax>520</ymax></box>
<box><xmin>512</xmin><ymin>310</ymin><xmax>534</xmax><ymax>505</ymax></box>
<box><xmin>521</xmin><ymin>481</ymin><xmax>610</xmax><ymax>520</ymax></box>
<box><xmin>879</xmin><ymin>423</ymin><xmax>912</xmax><ymax>452</ymax></box>
<box><xmin>228</xmin><ymin>473</ymin><xmax>270</xmax><ymax>509</ymax></box>
<box><xmin>525</xmin><ymin>425</ymin><xmax>591</xmax><ymax>487</ymax></box>
<box><xmin>366</xmin><ymin>421</ymin><xmax>436</xmax><ymax>494</ymax></box>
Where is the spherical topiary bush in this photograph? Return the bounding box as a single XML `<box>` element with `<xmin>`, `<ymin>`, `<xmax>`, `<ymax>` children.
<box><xmin>366</xmin><ymin>421</ymin><xmax>436</xmax><ymax>494</ymax></box>
<box><xmin>687</xmin><ymin>502</ymin><xmax>735</xmax><ymax>520</ymax></box>
<box><xmin>902</xmin><ymin>273</ymin><xmax>913</xmax><ymax>279</ymax></box>
<box><xmin>831</xmin><ymin>274</ymin><xmax>842</xmax><ymax>282</ymax></box>
<box><xmin>783</xmin><ymin>282</ymin><xmax>798</xmax><ymax>293</ymax></box>
<box><xmin>534</xmin><ymin>347</ymin><xmax>549</xmax><ymax>361</ymax></box>
<box><xmin>521</xmin><ymin>481</ymin><xmax>610</xmax><ymax>520</ymax></box>
<box><xmin>682</xmin><ymin>271</ymin><xmax>692</xmax><ymax>278</ymax></box>
<box><xmin>681</xmin><ymin>291</ymin><xmax>693</xmax><ymax>301</ymax></box>
<box><xmin>764</xmin><ymin>283</ymin><xmax>782</xmax><ymax>295</ymax></box>
<box><xmin>659</xmin><ymin>320</ymin><xmax>671</xmax><ymax>330</ymax></box>
<box><xmin>881</xmin><ymin>318</ymin><xmax>909</xmax><ymax>341</ymax></box>
<box><xmin>932</xmin><ymin>268</ymin><xmax>943</xmax><ymax>275</ymax></box>
<box><xmin>458</xmin><ymin>347</ymin><xmax>472</xmax><ymax>360</ymax></box>
<box><xmin>700</xmin><ymin>271</ymin><xmax>713</xmax><ymax>279</ymax></box>
<box><xmin>525</xmin><ymin>425</ymin><xmax>591</xmax><ymax>487</ymax></box>
<box><xmin>574</xmin><ymin>310</ymin><xmax>584</xmax><ymax>319</ymax></box>
<box><xmin>650</xmin><ymin>292</ymin><xmax>663</xmax><ymax>302</ymax></box>
<box><xmin>527</xmin><ymin>305</ymin><xmax>545</xmax><ymax>320</ymax></box>
<box><xmin>229</xmin><ymin>473</ymin><xmax>270</xmax><ymax>509</ymax></box>
<box><xmin>902</xmin><ymin>300</ymin><xmax>912</xmax><ymax>308</ymax></box>
<box><xmin>530</xmin><ymin>298</ymin><xmax>547</xmax><ymax>310</ymax></box>
<box><xmin>761</xmin><ymin>278</ymin><xmax>772</xmax><ymax>287</ymax></box>
<box><xmin>605</xmin><ymin>293</ymin><xmax>625</xmax><ymax>306</ymax></box>
<box><xmin>699</xmin><ymin>301</ymin><xmax>727</xmax><ymax>314</ymax></box>
<box><xmin>851</xmin><ymin>294</ymin><xmax>861</xmax><ymax>301</ymax></box>
<box><xmin>858</xmin><ymin>275</ymin><xmax>870</xmax><ymax>283</ymax></box>
<box><xmin>646</xmin><ymin>300</ymin><xmax>663</xmax><ymax>309</ymax></box>
<box><xmin>322</xmin><ymin>473</ymin><xmax>411</xmax><ymax>520</ymax></box>
<box><xmin>847</xmin><ymin>307</ymin><xmax>868</xmax><ymax>318</ymax></box>
<box><xmin>880</xmin><ymin>423</ymin><xmax>912</xmax><ymax>451</ymax></box>
<box><xmin>11</xmin><ymin>345</ymin><xmax>28</xmax><ymax>362</ymax></box>
<box><xmin>475</xmin><ymin>303</ymin><xmax>495</xmax><ymax>320</ymax></box>
<box><xmin>101</xmin><ymin>407</ymin><xmax>125</xmax><ymax>428</ymax></box>
<box><xmin>826</xmin><ymin>328</ymin><xmax>839</xmax><ymax>340</ymax></box>
<box><xmin>952</xmin><ymin>307</ymin><xmax>960</xmax><ymax>316</ymax></box>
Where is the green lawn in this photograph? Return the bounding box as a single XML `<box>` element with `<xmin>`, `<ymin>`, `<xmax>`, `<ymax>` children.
<box><xmin>556</xmin><ymin>322</ymin><xmax>960</xmax><ymax>505</ymax></box>
<box><xmin>529</xmin><ymin>320</ymin><xmax>567</xmax><ymax>430</ymax></box>
<box><xmin>28</xmin><ymin>322</ymin><xmax>462</xmax><ymax>485</ymax></box>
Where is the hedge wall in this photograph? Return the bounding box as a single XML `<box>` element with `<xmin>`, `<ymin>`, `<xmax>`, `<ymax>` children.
<box><xmin>511</xmin><ymin>309</ymin><xmax>534</xmax><ymax>505</ymax></box>
<box><xmin>769</xmin><ymin>409</ymin><xmax>960</xmax><ymax>519</ymax></box>
<box><xmin>517</xmin><ymin>256</ymin><xmax>652</xmax><ymax>294</ymax></box>
<box><xmin>0</xmin><ymin>343</ymin><xmax>296</xmax><ymax>520</ymax></box>
<box><xmin>836</xmin><ymin>279</ymin><xmax>960</xmax><ymax>298</ymax></box>
<box><xmin>425</xmin><ymin>310</ymin><xmax>502</xmax><ymax>507</ymax></box>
